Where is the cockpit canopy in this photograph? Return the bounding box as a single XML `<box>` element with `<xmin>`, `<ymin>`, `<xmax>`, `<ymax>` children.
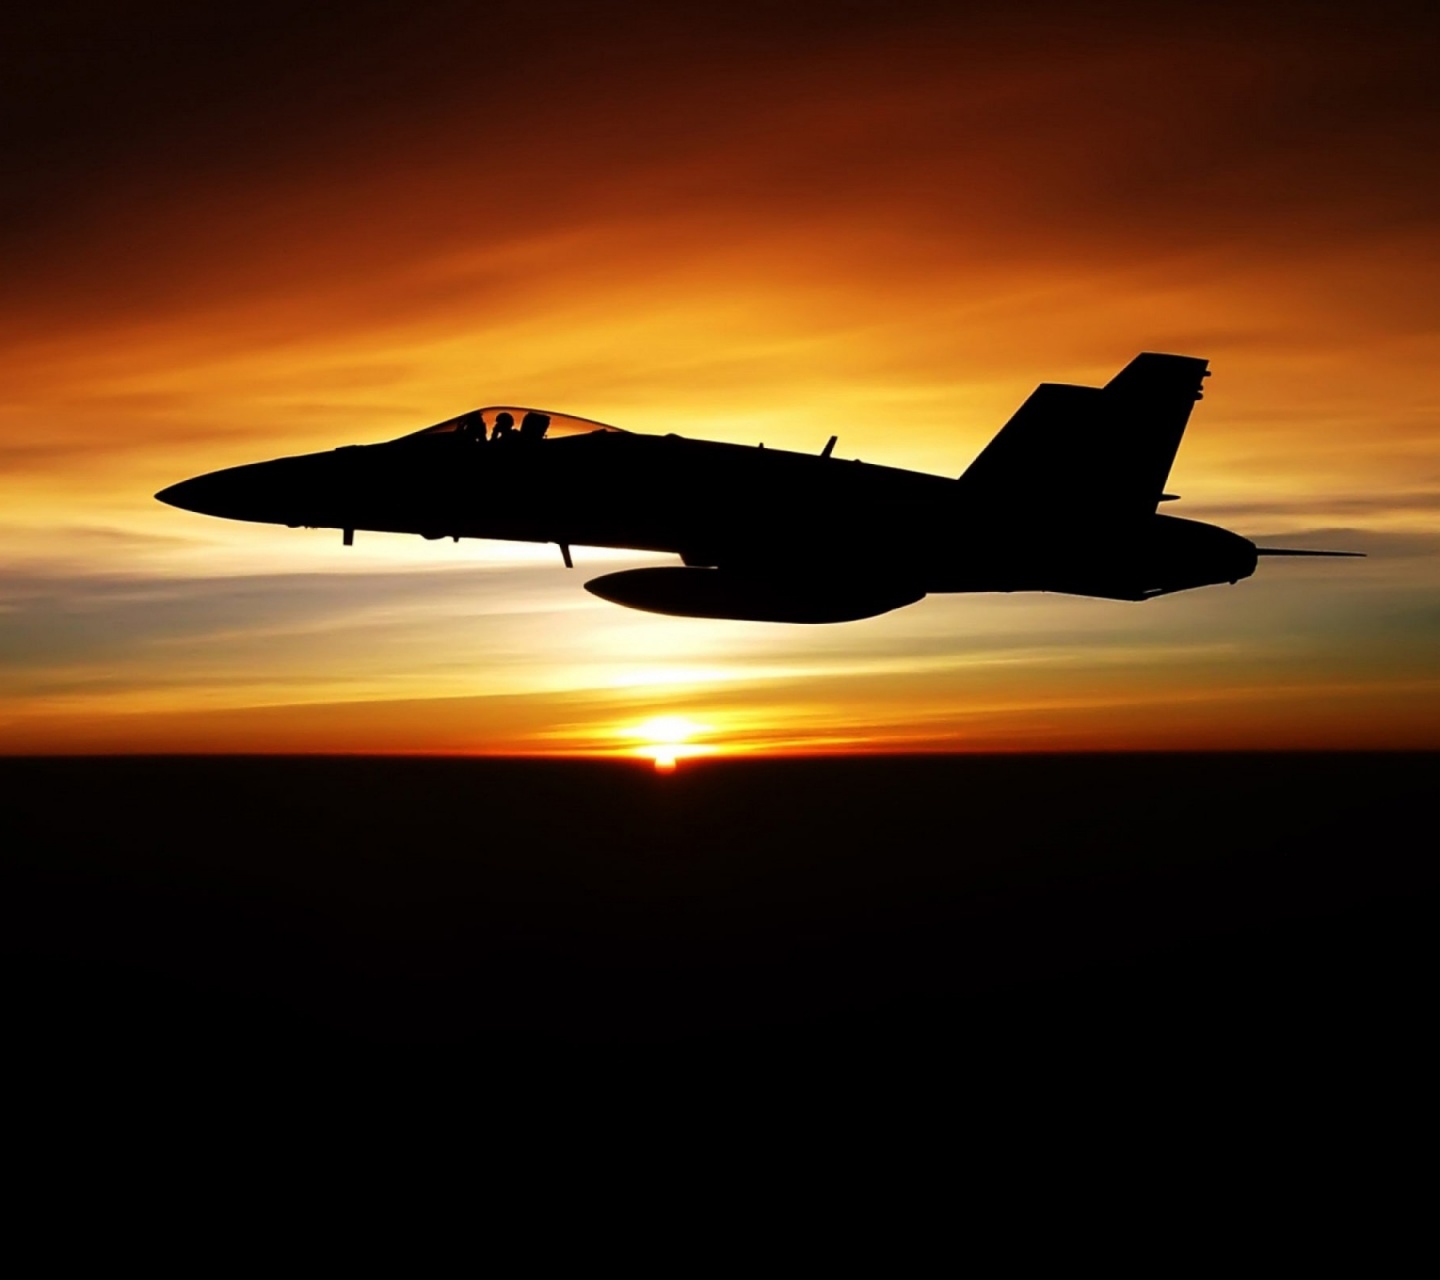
<box><xmin>396</xmin><ymin>406</ymin><xmax>626</xmax><ymax>443</ymax></box>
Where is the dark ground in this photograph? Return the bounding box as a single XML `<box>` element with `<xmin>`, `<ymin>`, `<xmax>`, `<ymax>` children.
<box><xmin>1</xmin><ymin>753</ymin><xmax>1433</xmax><ymax>1109</ymax></box>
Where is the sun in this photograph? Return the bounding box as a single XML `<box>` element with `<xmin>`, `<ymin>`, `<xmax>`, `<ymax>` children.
<box><xmin>627</xmin><ymin>715</ymin><xmax>716</xmax><ymax>772</ymax></box>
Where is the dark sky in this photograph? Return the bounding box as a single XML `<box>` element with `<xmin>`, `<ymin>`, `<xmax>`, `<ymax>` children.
<box><xmin>8</xmin><ymin>1</ymin><xmax>1436</xmax><ymax>323</ymax></box>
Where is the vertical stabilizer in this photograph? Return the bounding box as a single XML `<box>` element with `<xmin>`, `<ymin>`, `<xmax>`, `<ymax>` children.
<box><xmin>957</xmin><ymin>352</ymin><xmax>1209</xmax><ymax>518</ymax></box>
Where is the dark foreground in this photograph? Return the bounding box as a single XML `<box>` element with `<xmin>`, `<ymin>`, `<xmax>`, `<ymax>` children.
<box><xmin>1</xmin><ymin>754</ymin><xmax>1433</xmax><ymax>1082</ymax></box>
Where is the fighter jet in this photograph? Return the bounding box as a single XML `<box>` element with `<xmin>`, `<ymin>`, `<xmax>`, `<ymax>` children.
<box><xmin>156</xmin><ymin>353</ymin><xmax>1359</xmax><ymax>623</ymax></box>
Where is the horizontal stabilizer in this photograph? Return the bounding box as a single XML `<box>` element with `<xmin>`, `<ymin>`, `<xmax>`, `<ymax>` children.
<box><xmin>1255</xmin><ymin>548</ymin><xmax>1364</xmax><ymax>557</ymax></box>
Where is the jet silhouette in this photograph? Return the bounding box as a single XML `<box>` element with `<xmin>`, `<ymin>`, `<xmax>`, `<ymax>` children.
<box><xmin>156</xmin><ymin>353</ymin><xmax>1359</xmax><ymax>622</ymax></box>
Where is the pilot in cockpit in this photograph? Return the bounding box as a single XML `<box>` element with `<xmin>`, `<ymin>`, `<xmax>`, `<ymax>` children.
<box><xmin>491</xmin><ymin>411</ymin><xmax>515</xmax><ymax>442</ymax></box>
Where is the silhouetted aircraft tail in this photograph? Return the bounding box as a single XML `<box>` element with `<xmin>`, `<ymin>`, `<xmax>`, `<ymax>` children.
<box><xmin>957</xmin><ymin>352</ymin><xmax>1210</xmax><ymax>519</ymax></box>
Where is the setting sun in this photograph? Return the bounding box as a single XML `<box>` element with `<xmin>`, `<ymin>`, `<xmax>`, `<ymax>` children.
<box><xmin>626</xmin><ymin>716</ymin><xmax>718</xmax><ymax>771</ymax></box>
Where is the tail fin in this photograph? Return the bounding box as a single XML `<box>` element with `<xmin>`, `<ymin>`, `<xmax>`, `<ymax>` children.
<box><xmin>957</xmin><ymin>353</ymin><xmax>1210</xmax><ymax>518</ymax></box>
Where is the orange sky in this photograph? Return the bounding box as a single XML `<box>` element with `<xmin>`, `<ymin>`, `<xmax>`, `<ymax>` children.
<box><xmin>2</xmin><ymin>1</ymin><xmax>1438</xmax><ymax>757</ymax></box>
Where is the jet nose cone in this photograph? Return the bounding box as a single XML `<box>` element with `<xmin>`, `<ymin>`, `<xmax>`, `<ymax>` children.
<box><xmin>155</xmin><ymin>477</ymin><xmax>207</xmax><ymax>512</ymax></box>
<box><xmin>154</xmin><ymin>463</ymin><xmax>280</xmax><ymax>521</ymax></box>
<box><xmin>155</xmin><ymin>472</ymin><xmax>238</xmax><ymax>517</ymax></box>
<box><xmin>154</xmin><ymin>453</ymin><xmax>339</xmax><ymax>525</ymax></box>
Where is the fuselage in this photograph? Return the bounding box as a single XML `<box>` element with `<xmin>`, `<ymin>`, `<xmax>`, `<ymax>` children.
<box><xmin>157</xmin><ymin>424</ymin><xmax>1258</xmax><ymax>608</ymax></box>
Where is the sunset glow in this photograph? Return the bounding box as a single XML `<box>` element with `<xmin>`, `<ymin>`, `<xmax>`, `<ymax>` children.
<box><xmin>624</xmin><ymin>716</ymin><xmax>718</xmax><ymax>771</ymax></box>
<box><xmin>2</xmin><ymin>2</ymin><xmax>1437</xmax><ymax>756</ymax></box>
